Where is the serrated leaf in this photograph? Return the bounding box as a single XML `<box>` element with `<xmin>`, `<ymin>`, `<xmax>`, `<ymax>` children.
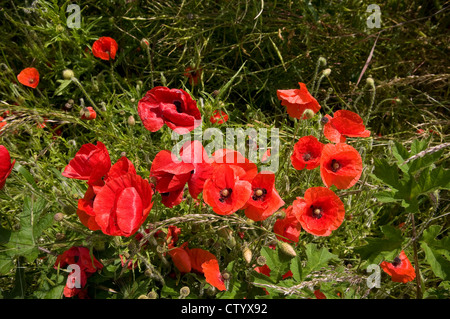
<box><xmin>374</xmin><ymin>190</ymin><xmax>399</xmax><ymax>203</ymax></box>
<box><xmin>372</xmin><ymin>158</ymin><xmax>400</xmax><ymax>190</ymax></box>
<box><xmin>290</xmin><ymin>257</ymin><xmax>303</xmax><ymax>282</ymax></box>
<box><xmin>260</xmin><ymin>246</ymin><xmax>291</xmax><ymax>282</ymax></box>
<box><xmin>418</xmin><ymin>166</ymin><xmax>450</xmax><ymax>194</ymax></box>
<box><xmin>303</xmin><ymin>244</ymin><xmax>338</xmax><ymax>277</ymax></box>
<box><xmin>354</xmin><ymin>225</ymin><xmax>404</xmax><ymax>265</ymax></box>
<box><xmin>407</xmin><ymin>149</ymin><xmax>444</xmax><ymax>174</ymax></box>
<box><xmin>421</xmin><ymin>242</ymin><xmax>450</xmax><ymax>281</ymax></box>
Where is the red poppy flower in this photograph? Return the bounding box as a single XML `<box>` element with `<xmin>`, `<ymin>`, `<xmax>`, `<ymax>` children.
<box><xmin>202</xmin><ymin>259</ymin><xmax>226</xmax><ymax>291</ymax></box>
<box><xmin>0</xmin><ymin>117</ymin><xmax>6</xmax><ymax>130</ymax></box>
<box><xmin>210</xmin><ymin>110</ymin><xmax>229</xmax><ymax>124</ymax></box>
<box><xmin>203</xmin><ymin>164</ymin><xmax>252</xmax><ymax>215</ymax></box>
<box><xmin>184</xmin><ymin>67</ymin><xmax>202</xmax><ymax>86</ymax></box>
<box><xmin>17</xmin><ymin>67</ymin><xmax>39</xmax><ymax>88</ymax></box>
<box><xmin>276</xmin><ymin>82</ymin><xmax>321</xmax><ymax>119</ymax></box>
<box><xmin>92</xmin><ymin>37</ymin><xmax>118</xmax><ymax>60</ymax></box>
<box><xmin>291</xmin><ymin>135</ymin><xmax>324</xmax><ymax>170</ymax></box>
<box><xmin>179</xmin><ymin>140</ymin><xmax>213</xmax><ymax>199</ymax></box>
<box><xmin>319</xmin><ymin>143</ymin><xmax>363</xmax><ymax>190</ymax></box>
<box><xmin>380</xmin><ymin>250</ymin><xmax>416</xmax><ymax>283</ymax></box>
<box><xmin>62</xmin><ymin>141</ymin><xmax>111</xmax><ymax>185</ymax></box>
<box><xmin>150</xmin><ymin>150</ymin><xmax>194</xmax><ymax>193</ymax></box>
<box><xmin>104</xmin><ymin>156</ymin><xmax>136</xmax><ymax>182</ymax></box>
<box><xmin>80</xmin><ymin>107</ymin><xmax>97</xmax><ymax>120</ymax></box>
<box><xmin>169</xmin><ymin>246</ymin><xmax>192</xmax><ymax>273</ymax></box>
<box><xmin>273</xmin><ymin>205</ymin><xmax>302</xmax><ymax>243</ymax></box>
<box><xmin>293</xmin><ymin>187</ymin><xmax>345</xmax><ymax>237</ymax></box>
<box><xmin>54</xmin><ymin>246</ymin><xmax>103</xmax><ymax>298</ymax></box>
<box><xmin>244</xmin><ymin>172</ymin><xmax>285</xmax><ymax>222</ymax></box>
<box><xmin>323</xmin><ymin>110</ymin><xmax>371</xmax><ymax>143</ymax></box>
<box><xmin>314</xmin><ymin>290</ymin><xmax>327</xmax><ymax>299</ymax></box>
<box><xmin>76</xmin><ymin>185</ymin><xmax>101</xmax><ymax>232</ymax></box>
<box><xmin>93</xmin><ymin>172</ymin><xmax>153</xmax><ymax>237</ymax></box>
<box><xmin>211</xmin><ymin>148</ymin><xmax>258</xmax><ymax>182</ymax></box>
<box><xmin>0</xmin><ymin>145</ymin><xmax>15</xmax><ymax>190</ymax></box>
<box><xmin>160</xmin><ymin>188</ymin><xmax>185</xmax><ymax>208</ymax></box>
<box><xmin>137</xmin><ymin>86</ymin><xmax>201</xmax><ymax>134</ymax></box>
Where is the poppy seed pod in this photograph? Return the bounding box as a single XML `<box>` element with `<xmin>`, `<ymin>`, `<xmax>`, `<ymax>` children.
<box><xmin>256</xmin><ymin>255</ymin><xmax>267</xmax><ymax>266</ymax></box>
<box><xmin>366</xmin><ymin>77</ymin><xmax>375</xmax><ymax>87</ymax></box>
<box><xmin>53</xmin><ymin>212</ymin><xmax>64</xmax><ymax>221</ymax></box>
<box><xmin>127</xmin><ymin>115</ymin><xmax>136</xmax><ymax>126</ymax></box>
<box><xmin>147</xmin><ymin>291</ymin><xmax>158</xmax><ymax>299</ymax></box>
<box><xmin>180</xmin><ymin>286</ymin><xmax>190</xmax><ymax>297</ymax></box>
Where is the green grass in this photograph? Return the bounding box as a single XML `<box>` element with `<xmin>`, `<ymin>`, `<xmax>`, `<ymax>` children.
<box><xmin>0</xmin><ymin>0</ymin><xmax>449</xmax><ymax>300</ymax></box>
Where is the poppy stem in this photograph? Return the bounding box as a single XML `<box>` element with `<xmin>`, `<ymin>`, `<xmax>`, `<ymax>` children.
<box><xmin>410</xmin><ymin>213</ymin><xmax>423</xmax><ymax>299</ymax></box>
<box><xmin>70</xmin><ymin>77</ymin><xmax>101</xmax><ymax>116</ymax></box>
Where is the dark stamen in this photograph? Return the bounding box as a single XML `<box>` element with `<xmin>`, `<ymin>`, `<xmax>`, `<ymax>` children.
<box><xmin>252</xmin><ymin>188</ymin><xmax>267</xmax><ymax>201</ymax></box>
<box><xmin>392</xmin><ymin>257</ymin><xmax>401</xmax><ymax>267</ymax></box>
<box><xmin>331</xmin><ymin>159</ymin><xmax>340</xmax><ymax>172</ymax></box>
<box><xmin>303</xmin><ymin>153</ymin><xmax>311</xmax><ymax>161</ymax></box>
<box><xmin>173</xmin><ymin>100</ymin><xmax>183</xmax><ymax>113</ymax></box>
<box><xmin>219</xmin><ymin>188</ymin><xmax>232</xmax><ymax>202</ymax></box>
<box><xmin>310</xmin><ymin>205</ymin><xmax>323</xmax><ymax>219</ymax></box>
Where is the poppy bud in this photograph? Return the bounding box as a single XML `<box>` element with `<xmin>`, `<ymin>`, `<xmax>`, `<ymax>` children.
<box><xmin>256</xmin><ymin>255</ymin><xmax>267</xmax><ymax>266</ymax></box>
<box><xmin>318</xmin><ymin>57</ymin><xmax>327</xmax><ymax>66</ymax></box>
<box><xmin>55</xmin><ymin>24</ymin><xmax>65</xmax><ymax>33</ymax></box>
<box><xmin>127</xmin><ymin>115</ymin><xmax>136</xmax><ymax>126</ymax></box>
<box><xmin>179</xmin><ymin>286</ymin><xmax>190</xmax><ymax>297</ymax></box>
<box><xmin>138</xmin><ymin>294</ymin><xmax>149</xmax><ymax>299</ymax></box>
<box><xmin>302</xmin><ymin>109</ymin><xmax>315</xmax><ymax>119</ymax></box>
<box><xmin>366</xmin><ymin>77</ymin><xmax>375</xmax><ymax>87</ymax></box>
<box><xmin>53</xmin><ymin>212</ymin><xmax>64</xmax><ymax>221</ymax></box>
<box><xmin>140</xmin><ymin>38</ymin><xmax>150</xmax><ymax>49</ymax></box>
<box><xmin>279</xmin><ymin>241</ymin><xmax>297</xmax><ymax>258</ymax></box>
<box><xmin>147</xmin><ymin>291</ymin><xmax>158</xmax><ymax>299</ymax></box>
<box><xmin>62</xmin><ymin>69</ymin><xmax>74</xmax><ymax>80</ymax></box>
<box><xmin>322</xmin><ymin>68</ymin><xmax>331</xmax><ymax>77</ymax></box>
<box><xmin>243</xmin><ymin>247</ymin><xmax>252</xmax><ymax>264</ymax></box>
<box><xmin>55</xmin><ymin>233</ymin><xmax>65</xmax><ymax>241</ymax></box>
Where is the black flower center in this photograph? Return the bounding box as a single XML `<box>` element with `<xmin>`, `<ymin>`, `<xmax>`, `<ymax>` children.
<box><xmin>219</xmin><ymin>188</ymin><xmax>232</xmax><ymax>202</ymax></box>
<box><xmin>173</xmin><ymin>100</ymin><xmax>183</xmax><ymax>113</ymax></box>
<box><xmin>303</xmin><ymin>153</ymin><xmax>311</xmax><ymax>161</ymax></box>
<box><xmin>310</xmin><ymin>205</ymin><xmax>323</xmax><ymax>219</ymax></box>
<box><xmin>392</xmin><ymin>257</ymin><xmax>402</xmax><ymax>267</ymax></box>
<box><xmin>331</xmin><ymin>159</ymin><xmax>341</xmax><ymax>172</ymax></box>
<box><xmin>252</xmin><ymin>188</ymin><xmax>267</xmax><ymax>201</ymax></box>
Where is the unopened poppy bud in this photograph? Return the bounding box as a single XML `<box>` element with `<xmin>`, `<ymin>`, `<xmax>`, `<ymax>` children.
<box><xmin>62</xmin><ymin>69</ymin><xmax>74</xmax><ymax>80</ymax></box>
<box><xmin>256</xmin><ymin>255</ymin><xmax>267</xmax><ymax>266</ymax></box>
<box><xmin>366</xmin><ymin>77</ymin><xmax>375</xmax><ymax>87</ymax></box>
<box><xmin>127</xmin><ymin>115</ymin><xmax>136</xmax><ymax>126</ymax></box>
<box><xmin>243</xmin><ymin>247</ymin><xmax>252</xmax><ymax>264</ymax></box>
<box><xmin>279</xmin><ymin>242</ymin><xmax>297</xmax><ymax>258</ymax></box>
<box><xmin>395</xmin><ymin>98</ymin><xmax>401</xmax><ymax>104</ymax></box>
<box><xmin>144</xmin><ymin>269</ymin><xmax>153</xmax><ymax>277</ymax></box>
<box><xmin>302</xmin><ymin>109</ymin><xmax>315</xmax><ymax>119</ymax></box>
<box><xmin>53</xmin><ymin>212</ymin><xmax>64</xmax><ymax>221</ymax></box>
<box><xmin>180</xmin><ymin>286</ymin><xmax>190</xmax><ymax>297</ymax></box>
<box><xmin>318</xmin><ymin>57</ymin><xmax>327</xmax><ymax>66</ymax></box>
<box><xmin>322</xmin><ymin>68</ymin><xmax>331</xmax><ymax>77</ymax></box>
<box><xmin>55</xmin><ymin>24</ymin><xmax>65</xmax><ymax>33</ymax></box>
<box><xmin>55</xmin><ymin>233</ymin><xmax>65</xmax><ymax>241</ymax></box>
<box><xmin>218</xmin><ymin>227</ymin><xmax>232</xmax><ymax>240</ymax></box>
<box><xmin>275</xmin><ymin>210</ymin><xmax>286</xmax><ymax>219</ymax></box>
<box><xmin>140</xmin><ymin>38</ymin><xmax>150</xmax><ymax>49</ymax></box>
<box><xmin>137</xmin><ymin>294</ymin><xmax>149</xmax><ymax>299</ymax></box>
<box><xmin>147</xmin><ymin>291</ymin><xmax>158</xmax><ymax>299</ymax></box>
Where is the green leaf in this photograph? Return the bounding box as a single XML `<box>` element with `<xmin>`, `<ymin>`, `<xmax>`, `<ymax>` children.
<box><xmin>354</xmin><ymin>225</ymin><xmax>404</xmax><ymax>265</ymax></box>
<box><xmin>290</xmin><ymin>257</ymin><xmax>303</xmax><ymax>282</ymax></box>
<box><xmin>302</xmin><ymin>244</ymin><xmax>338</xmax><ymax>278</ymax></box>
<box><xmin>14</xmin><ymin>164</ymin><xmax>38</xmax><ymax>189</ymax></box>
<box><xmin>53</xmin><ymin>79</ymin><xmax>72</xmax><ymax>96</ymax></box>
<box><xmin>374</xmin><ymin>190</ymin><xmax>399</xmax><ymax>203</ymax></box>
<box><xmin>407</xmin><ymin>149</ymin><xmax>444</xmax><ymax>174</ymax></box>
<box><xmin>391</xmin><ymin>141</ymin><xmax>410</xmax><ymax>170</ymax></box>
<box><xmin>372</xmin><ymin>158</ymin><xmax>400</xmax><ymax>190</ymax></box>
<box><xmin>421</xmin><ymin>242</ymin><xmax>450</xmax><ymax>280</ymax></box>
<box><xmin>3</xmin><ymin>196</ymin><xmax>48</xmax><ymax>262</ymax></box>
<box><xmin>418</xmin><ymin>166</ymin><xmax>450</xmax><ymax>194</ymax></box>
<box><xmin>260</xmin><ymin>246</ymin><xmax>291</xmax><ymax>283</ymax></box>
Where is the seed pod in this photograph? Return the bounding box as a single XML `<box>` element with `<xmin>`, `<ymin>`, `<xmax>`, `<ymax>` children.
<box><xmin>137</xmin><ymin>294</ymin><xmax>149</xmax><ymax>299</ymax></box>
<box><xmin>127</xmin><ymin>115</ymin><xmax>136</xmax><ymax>126</ymax></box>
<box><xmin>180</xmin><ymin>286</ymin><xmax>190</xmax><ymax>297</ymax></box>
<box><xmin>147</xmin><ymin>291</ymin><xmax>158</xmax><ymax>299</ymax></box>
<box><xmin>279</xmin><ymin>241</ymin><xmax>297</xmax><ymax>258</ymax></box>
<box><xmin>322</xmin><ymin>68</ymin><xmax>331</xmax><ymax>77</ymax></box>
<box><xmin>53</xmin><ymin>213</ymin><xmax>64</xmax><ymax>222</ymax></box>
<box><xmin>256</xmin><ymin>255</ymin><xmax>267</xmax><ymax>266</ymax></box>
